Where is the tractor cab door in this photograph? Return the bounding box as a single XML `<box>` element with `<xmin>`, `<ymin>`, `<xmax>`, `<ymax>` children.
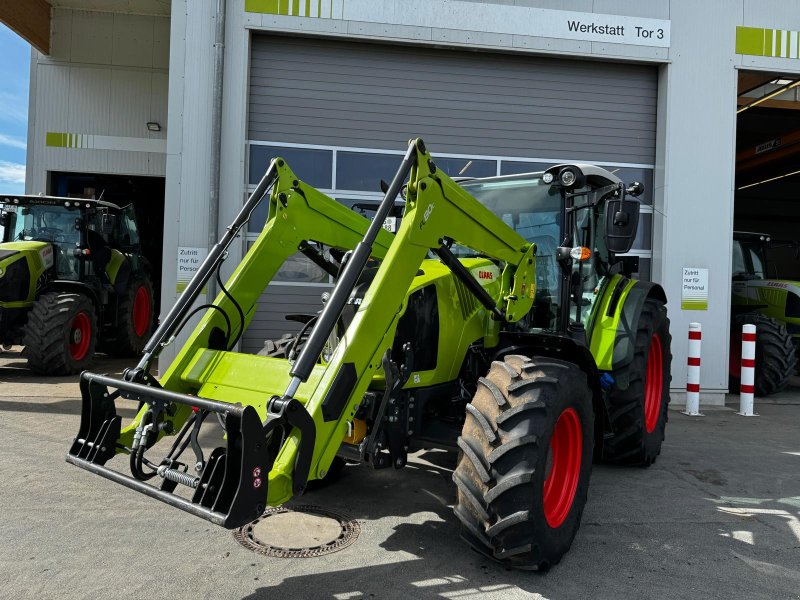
<box><xmin>114</xmin><ymin>204</ymin><xmax>141</xmax><ymax>252</ymax></box>
<box><xmin>732</xmin><ymin>237</ymin><xmax>767</xmax><ymax>281</ymax></box>
<box><xmin>565</xmin><ymin>186</ymin><xmax>611</xmax><ymax>327</ymax></box>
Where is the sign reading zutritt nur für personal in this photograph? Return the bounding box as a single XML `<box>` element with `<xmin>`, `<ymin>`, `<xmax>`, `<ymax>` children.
<box><xmin>682</xmin><ymin>267</ymin><xmax>709</xmax><ymax>311</ymax></box>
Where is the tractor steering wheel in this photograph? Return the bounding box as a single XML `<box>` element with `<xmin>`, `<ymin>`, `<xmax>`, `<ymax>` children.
<box><xmin>37</xmin><ymin>227</ymin><xmax>67</xmax><ymax>243</ymax></box>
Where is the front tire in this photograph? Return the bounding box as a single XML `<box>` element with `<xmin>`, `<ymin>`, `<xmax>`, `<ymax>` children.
<box><xmin>602</xmin><ymin>298</ymin><xmax>672</xmax><ymax>466</ymax></box>
<box><xmin>453</xmin><ymin>356</ymin><xmax>594</xmax><ymax>570</ymax></box>
<box><xmin>23</xmin><ymin>292</ymin><xmax>97</xmax><ymax>375</ymax></box>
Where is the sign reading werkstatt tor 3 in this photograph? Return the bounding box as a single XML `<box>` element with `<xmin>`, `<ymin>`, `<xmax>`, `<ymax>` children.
<box><xmin>246</xmin><ymin>0</ymin><xmax>671</xmax><ymax>48</ymax></box>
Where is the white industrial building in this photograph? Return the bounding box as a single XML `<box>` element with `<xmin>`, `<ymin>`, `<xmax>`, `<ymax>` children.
<box><xmin>4</xmin><ymin>0</ymin><xmax>800</xmax><ymax>404</ymax></box>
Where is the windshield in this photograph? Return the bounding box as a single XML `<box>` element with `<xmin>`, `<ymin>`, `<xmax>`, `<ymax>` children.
<box><xmin>9</xmin><ymin>205</ymin><xmax>81</xmax><ymax>245</ymax></box>
<box><xmin>459</xmin><ymin>176</ymin><xmax>562</xmax><ymax>248</ymax></box>
<box><xmin>459</xmin><ymin>176</ymin><xmax>563</xmax><ymax>329</ymax></box>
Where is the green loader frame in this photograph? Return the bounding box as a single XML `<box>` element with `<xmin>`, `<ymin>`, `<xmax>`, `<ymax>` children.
<box><xmin>68</xmin><ymin>139</ymin><xmax>671</xmax><ymax>569</ymax></box>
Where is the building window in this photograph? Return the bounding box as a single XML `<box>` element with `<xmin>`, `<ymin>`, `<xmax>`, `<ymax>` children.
<box><xmin>245</xmin><ymin>141</ymin><xmax>655</xmax><ymax>283</ymax></box>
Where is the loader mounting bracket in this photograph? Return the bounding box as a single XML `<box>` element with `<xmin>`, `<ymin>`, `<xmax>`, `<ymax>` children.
<box><xmin>266</xmin><ymin>395</ymin><xmax>317</xmax><ymax>495</ymax></box>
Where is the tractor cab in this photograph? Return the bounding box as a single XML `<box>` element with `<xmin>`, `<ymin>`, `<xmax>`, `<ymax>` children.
<box><xmin>459</xmin><ymin>165</ymin><xmax>642</xmax><ymax>332</ymax></box>
<box><xmin>0</xmin><ymin>195</ymin><xmax>143</xmax><ymax>284</ymax></box>
<box><xmin>732</xmin><ymin>231</ymin><xmax>770</xmax><ymax>281</ymax></box>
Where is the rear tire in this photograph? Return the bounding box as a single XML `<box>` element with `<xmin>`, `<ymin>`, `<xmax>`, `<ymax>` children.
<box><xmin>257</xmin><ymin>333</ymin><xmax>297</xmax><ymax>358</ymax></box>
<box><xmin>730</xmin><ymin>313</ymin><xmax>796</xmax><ymax>396</ymax></box>
<box><xmin>602</xmin><ymin>298</ymin><xmax>672</xmax><ymax>467</ymax></box>
<box><xmin>453</xmin><ymin>355</ymin><xmax>594</xmax><ymax>570</ymax></box>
<box><xmin>105</xmin><ymin>276</ymin><xmax>154</xmax><ymax>357</ymax></box>
<box><xmin>23</xmin><ymin>292</ymin><xmax>97</xmax><ymax>375</ymax></box>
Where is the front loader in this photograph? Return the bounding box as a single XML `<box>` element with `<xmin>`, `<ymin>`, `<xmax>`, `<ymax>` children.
<box><xmin>67</xmin><ymin>139</ymin><xmax>671</xmax><ymax>570</ymax></box>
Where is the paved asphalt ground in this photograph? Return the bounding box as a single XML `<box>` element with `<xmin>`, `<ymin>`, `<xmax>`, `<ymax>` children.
<box><xmin>1</xmin><ymin>346</ymin><xmax>799</xmax><ymax>600</ymax></box>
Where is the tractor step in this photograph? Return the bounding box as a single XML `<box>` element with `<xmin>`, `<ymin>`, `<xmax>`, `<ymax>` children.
<box><xmin>66</xmin><ymin>372</ymin><xmax>274</xmax><ymax>529</ymax></box>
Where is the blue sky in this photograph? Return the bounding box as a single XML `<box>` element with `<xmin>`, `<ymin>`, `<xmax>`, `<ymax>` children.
<box><xmin>0</xmin><ymin>25</ymin><xmax>30</xmax><ymax>194</ymax></box>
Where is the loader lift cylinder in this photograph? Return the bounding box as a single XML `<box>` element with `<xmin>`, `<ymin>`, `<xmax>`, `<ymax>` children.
<box><xmin>286</xmin><ymin>142</ymin><xmax>418</xmax><ymax>390</ymax></box>
<box><xmin>135</xmin><ymin>161</ymin><xmax>279</xmax><ymax>372</ymax></box>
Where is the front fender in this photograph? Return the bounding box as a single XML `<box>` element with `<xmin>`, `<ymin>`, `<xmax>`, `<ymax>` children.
<box><xmin>589</xmin><ymin>275</ymin><xmax>666</xmax><ymax>373</ymax></box>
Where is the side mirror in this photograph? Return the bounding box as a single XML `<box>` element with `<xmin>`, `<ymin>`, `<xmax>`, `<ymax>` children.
<box><xmin>0</xmin><ymin>212</ymin><xmax>7</xmax><ymax>228</ymax></box>
<box><xmin>605</xmin><ymin>197</ymin><xmax>640</xmax><ymax>254</ymax></box>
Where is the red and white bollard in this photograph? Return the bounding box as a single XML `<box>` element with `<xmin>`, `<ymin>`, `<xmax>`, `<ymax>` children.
<box><xmin>737</xmin><ymin>323</ymin><xmax>759</xmax><ymax>416</ymax></box>
<box><xmin>682</xmin><ymin>322</ymin><xmax>704</xmax><ymax>416</ymax></box>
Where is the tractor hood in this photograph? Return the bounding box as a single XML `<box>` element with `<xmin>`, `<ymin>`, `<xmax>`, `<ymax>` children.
<box><xmin>732</xmin><ymin>278</ymin><xmax>800</xmax><ymax>336</ymax></box>
<box><xmin>0</xmin><ymin>241</ymin><xmax>54</xmax><ymax>305</ymax></box>
<box><xmin>732</xmin><ymin>278</ymin><xmax>800</xmax><ymax>298</ymax></box>
<box><xmin>0</xmin><ymin>240</ymin><xmax>55</xmax><ymax>271</ymax></box>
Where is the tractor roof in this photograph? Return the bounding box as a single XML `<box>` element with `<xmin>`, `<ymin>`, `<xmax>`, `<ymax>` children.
<box><xmin>459</xmin><ymin>164</ymin><xmax>623</xmax><ymax>187</ymax></box>
<box><xmin>734</xmin><ymin>231</ymin><xmax>771</xmax><ymax>241</ymax></box>
<box><xmin>0</xmin><ymin>194</ymin><xmax>122</xmax><ymax>211</ymax></box>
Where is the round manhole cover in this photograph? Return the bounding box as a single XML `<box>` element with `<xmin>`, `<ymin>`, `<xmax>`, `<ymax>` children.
<box><xmin>233</xmin><ymin>504</ymin><xmax>360</xmax><ymax>558</ymax></box>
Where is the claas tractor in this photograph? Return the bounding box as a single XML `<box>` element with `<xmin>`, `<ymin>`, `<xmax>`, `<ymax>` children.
<box><xmin>730</xmin><ymin>231</ymin><xmax>797</xmax><ymax>395</ymax></box>
<box><xmin>67</xmin><ymin>139</ymin><xmax>671</xmax><ymax>570</ymax></box>
<box><xmin>0</xmin><ymin>195</ymin><xmax>154</xmax><ymax>374</ymax></box>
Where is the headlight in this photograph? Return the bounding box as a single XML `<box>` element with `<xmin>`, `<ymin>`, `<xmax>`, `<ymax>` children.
<box><xmin>560</xmin><ymin>169</ymin><xmax>577</xmax><ymax>187</ymax></box>
<box><xmin>542</xmin><ymin>172</ymin><xmax>554</xmax><ymax>184</ymax></box>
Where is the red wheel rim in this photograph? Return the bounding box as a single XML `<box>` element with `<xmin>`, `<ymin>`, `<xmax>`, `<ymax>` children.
<box><xmin>543</xmin><ymin>407</ymin><xmax>583</xmax><ymax>528</ymax></box>
<box><xmin>644</xmin><ymin>334</ymin><xmax>663</xmax><ymax>433</ymax></box>
<box><xmin>69</xmin><ymin>312</ymin><xmax>91</xmax><ymax>360</ymax></box>
<box><xmin>133</xmin><ymin>286</ymin><xmax>150</xmax><ymax>337</ymax></box>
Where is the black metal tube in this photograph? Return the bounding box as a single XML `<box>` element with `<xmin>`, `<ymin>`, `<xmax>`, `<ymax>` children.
<box><xmin>65</xmin><ymin>455</ymin><xmax>227</xmax><ymax>527</ymax></box>
<box><xmin>82</xmin><ymin>373</ymin><xmax>244</xmax><ymax>416</ymax></box>
<box><xmin>289</xmin><ymin>142</ymin><xmax>417</xmax><ymax>383</ymax></box>
<box><xmin>137</xmin><ymin>161</ymin><xmax>279</xmax><ymax>370</ymax></box>
<box><xmin>299</xmin><ymin>241</ymin><xmax>339</xmax><ymax>278</ymax></box>
<box><xmin>434</xmin><ymin>243</ymin><xmax>505</xmax><ymax>321</ymax></box>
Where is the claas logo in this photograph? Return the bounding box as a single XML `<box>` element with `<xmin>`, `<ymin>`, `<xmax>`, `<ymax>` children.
<box><xmin>478</xmin><ymin>271</ymin><xmax>494</xmax><ymax>280</ymax></box>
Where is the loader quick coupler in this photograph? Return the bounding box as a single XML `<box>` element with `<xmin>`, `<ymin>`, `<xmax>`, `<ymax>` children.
<box><xmin>67</xmin><ymin>372</ymin><xmax>278</xmax><ymax>528</ymax></box>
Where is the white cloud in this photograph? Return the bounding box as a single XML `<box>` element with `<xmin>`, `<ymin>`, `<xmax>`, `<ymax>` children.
<box><xmin>0</xmin><ymin>133</ymin><xmax>26</xmax><ymax>150</ymax></box>
<box><xmin>0</xmin><ymin>160</ymin><xmax>26</xmax><ymax>184</ymax></box>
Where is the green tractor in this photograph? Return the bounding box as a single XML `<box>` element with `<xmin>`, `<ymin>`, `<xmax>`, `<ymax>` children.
<box><xmin>0</xmin><ymin>195</ymin><xmax>155</xmax><ymax>374</ymax></box>
<box><xmin>730</xmin><ymin>231</ymin><xmax>798</xmax><ymax>395</ymax></box>
<box><xmin>67</xmin><ymin>139</ymin><xmax>671</xmax><ymax>570</ymax></box>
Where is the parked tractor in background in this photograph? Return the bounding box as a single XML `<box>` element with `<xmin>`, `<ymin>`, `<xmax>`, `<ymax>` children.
<box><xmin>0</xmin><ymin>195</ymin><xmax>154</xmax><ymax>374</ymax></box>
<box><xmin>730</xmin><ymin>231</ymin><xmax>798</xmax><ymax>395</ymax></box>
<box><xmin>67</xmin><ymin>139</ymin><xmax>671</xmax><ymax>570</ymax></box>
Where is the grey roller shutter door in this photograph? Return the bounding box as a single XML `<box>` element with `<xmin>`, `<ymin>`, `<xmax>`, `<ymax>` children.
<box><xmin>249</xmin><ymin>35</ymin><xmax>657</xmax><ymax>164</ymax></box>
<box><xmin>244</xmin><ymin>35</ymin><xmax>657</xmax><ymax>351</ymax></box>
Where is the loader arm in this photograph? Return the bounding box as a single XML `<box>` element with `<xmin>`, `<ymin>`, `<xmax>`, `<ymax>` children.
<box><xmin>112</xmin><ymin>159</ymin><xmax>395</xmax><ymax>448</ymax></box>
<box><xmin>267</xmin><ymin>139</ymin><xmax>536</xmax><ymax>505</ymax></box>
<box><xmin>67</xmin><ymin>139</ymin><xmax>537</xmax><ymax>528</ymax></box>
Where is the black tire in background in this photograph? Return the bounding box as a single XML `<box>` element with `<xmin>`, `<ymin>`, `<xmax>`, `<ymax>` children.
<box><xmin>729</xmin><ymin>313</ymin><xmax>796</xmax><ymax>396</ymax></box>
<box><xmin>23</xmin><ymin>292</ymin><xmax>97</xmax><ymax>375</ymax></box>
<box><xmin>257</xmin><ymin>333</ymin><xmax>297</xmax><ymax>358</ymax></box>
<box><xmin>105</xmin><ymin>276</ymin><xmax>154</xmax><ymax>357</ymax></box>
<box><xmin>453</xmin><ymin>355</ymin><xmax>594</xmax><ymax>571</ymax></box>
<box><xmin>602</xmin><ymin>298</ymin><xmax>672</xmax><ymax>467</ymax></box>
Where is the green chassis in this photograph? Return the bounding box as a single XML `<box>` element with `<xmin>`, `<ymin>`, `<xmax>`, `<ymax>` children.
<box><xmin>67</xmin><ymin>139</ymin><xmax>666</xmax><ymax>528</ymax></box>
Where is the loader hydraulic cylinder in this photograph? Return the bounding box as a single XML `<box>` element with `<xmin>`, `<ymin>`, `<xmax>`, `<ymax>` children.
<box><xmin>136</xmin><ymin>161</ymin><xmax>279</xmax><ymax>371</ymax></box>
<box><xmin>287</xmin><ymin>142</ymin><xmax>417</xmax><ymax>387</ymax></box>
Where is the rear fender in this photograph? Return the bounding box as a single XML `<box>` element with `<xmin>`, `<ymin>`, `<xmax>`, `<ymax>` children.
<box><xmin>47</xmin><ymin>280</ymin><xmax>102</xmax><ymax>311</ymax></box>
